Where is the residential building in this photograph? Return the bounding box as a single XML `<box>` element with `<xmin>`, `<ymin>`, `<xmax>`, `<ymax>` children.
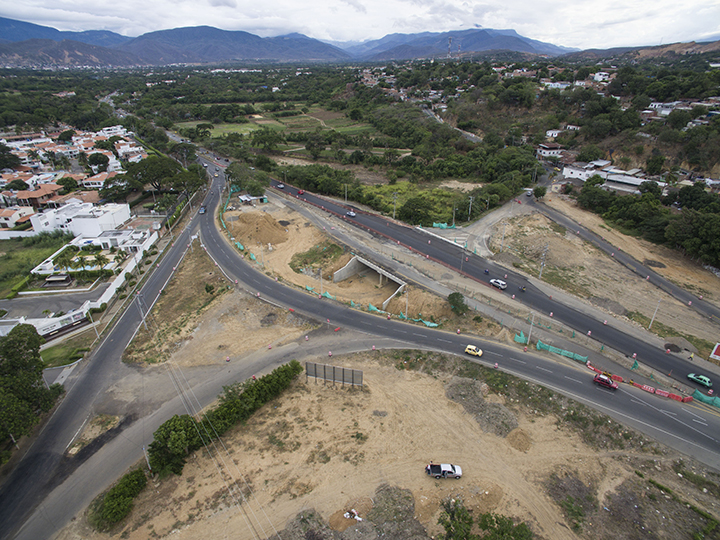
<box><xmin>536</xmin><ymin>143</ymin><xmax>563</xmax><ymax>158</ymax></box>
<box><xmin>0</xmin><ymin>206</ymin><xmax>34</xmax><ymax>228</ymax></box>
<box><xmin>30</xmin><ymin>201</ymin><xmax>131</xmax><ymax>237</ymax></box>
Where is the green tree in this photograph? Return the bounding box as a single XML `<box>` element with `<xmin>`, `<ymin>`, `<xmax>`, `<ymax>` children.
<box><xmin>398</xmin><ymin>196</ymin><xmax>432</xmax><ymax>225</ymax></box>
<box><xmin>100</xmin><ymin>174</ymin><xmax>131</xmax><ymax>202</ymax></box>
<box><xmin>57</xmin><ymin>177</ymin><xmax>78</xmax><ymax>192</ymax></box>
<box><xmin>53</xmin><ymin>248</ymin><xmax>75</xmax><ymax>272</ymax></box>
<box><xmin>0</xmin><ymin>143</ymin><xmax>21</xmax><ymax>170</ymax></box>
<box><xmin>646</xmin><ymin>154</ymin><xmax>665</xmax><ymax>175</ymax></box>
<box><xmin>438</xmin><ymin>498</ymin><xmax>476</xmax><ymax>540</ymax></box>
<box><xmin>533</xmin><ymin>186</ymin><xmax>547</xmax><ymax>199</ymax></box>
<box><xmin>148</xmin><ymin>414</ymin><xmax>203</xmax><ymax>476</ymax></box>
<box><xmin>92</xmin><ymin>253</ymin><xmax>109</xmax><ymax>270</ymax></box>
<box><xmin>57</xmin><ymin>129</ymin><xmax>75</xmax><ymax>143</ymax></box>
<box><xmin>448</xmin><ymin>292</ymin><xmax>469</xmax><ymax>315</ymax></box>
<box><xmin>5</xmin><ymin>179</ymin><xmax>29</xmax><ymax>191</ymax></box>
<box><xmin>251</xmin><ymin>127</ymin><xmax>284</xmax><ymax>152</ymax></box>
<box><xmin>126</xmin><ymin>156</ymin><xmax>181</xmax><ymax>192</ymax></box>
<box><xmin>88</xmin><ymin>152</ymin><xmax>110</xmax><ymax>173</ymax></box>
<box><xmin>305</xmin><ymin>131</ymin><xmax>325</xmax><ymax>160</ymax></box>
<box><xmin>0</xmin><ymin>324</ymin><xmax>62</xmax><ymax>448</ymax></box>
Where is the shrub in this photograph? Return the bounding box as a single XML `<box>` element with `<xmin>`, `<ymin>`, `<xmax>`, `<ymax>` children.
<box><xmin>91</xmin><ymin>469</ymin><xmax>148</xmax><ymax>530</ymax></box>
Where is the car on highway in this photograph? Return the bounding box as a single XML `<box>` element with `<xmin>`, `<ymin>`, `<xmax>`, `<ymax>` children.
<box><xmin>464</xmin><ymin>345</ymin><xmax>483</xmax><ymax>357</ymax></box>
<box><xmin>593</xmin><ymin>373</ymin><xmax>618</xmax><ymax>390</ymax></box>
<box><xmin>298</xmin><ymin>189</ymin><xmax>305</xmax><ymax>195</ymax></box>
<box><xmin>526</xmin><ymin>190</ymin><xmax>533</xmax><ymax>197</ymax></box>
<box><xmin>199</xmin><ymin>206</ymin><xmax>206</xmax><ymax>214</ymax></box>
<box><xmin>346</xmin><ymin>211</ymin><xmax>356</xmax><ymax>217</ymax></box>
<box><xmin>489</xmin><ymin>279</ymin><xmax>507</xmax><ymax>290</ymax></box>
<box><xmin>687</xmin><ymin>373</ymin><xmax>712</xmax><ymax>388</ymax></box>
<box><xmin>277</xmin><ymin>183</ymin><xmax>285</xmax><ymax>189</ymax></box>
<box><xmin>214</xmin><ymin>173</ymin><xmax>218</xmax><ymax>177</ymax></box>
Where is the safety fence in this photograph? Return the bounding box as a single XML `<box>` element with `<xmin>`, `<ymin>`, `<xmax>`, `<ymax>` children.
<box><xmin>536</xmin><ymin>339</ymin><xmax>588</xmax><ymax>362</ymax></box>
<box><xmin>306</xmin><ymin>361</ymin><xmax>363</xmax><ymax>386</ymax></box>
<box><xmin>692</xmin><ymin>390</ymin><xmax>720</xmax><ymax>409</ymax></box>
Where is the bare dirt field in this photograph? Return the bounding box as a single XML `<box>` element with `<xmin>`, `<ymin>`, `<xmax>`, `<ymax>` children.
<box><xmin>488</xmin><ymin>197</ymin><xmax>719</xmax><ymax>355</ymax></box>
<box><xmin>60</xmin><ymin>353</ymin><xmax>720</xmax><ymax>540</ymax></box>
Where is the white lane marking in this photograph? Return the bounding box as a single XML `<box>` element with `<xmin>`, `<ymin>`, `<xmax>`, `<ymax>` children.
<box><xmin>413</xmin><ymin>333</ymin><xmax>428</xmax><ymax>338</ymax></box>
<box><xmin>661</xmin><ymin>410</ymin><xmax>677</xmax><ymax>416</ymax></box>
<box><xmin>483</xmin><ymin>350</ymin><xmax>501</xmax><ymax>357</ymax></box>
<box><xmin>686</xmin><ymin>409</ymin><xmax>707</xmax><ymax>421</ymax></box>
<box><xmin>437</xmin><ymin>338</ymin><xmax>453</xmax><ymax>343</ymax></box>
<box><xmin>509</xmin><ymin>357</ymin><xmax>526</xmax><ymax>364</ymax></box>
<box><xmin>631</xmin><ymin>399</ymin><xmax>648</xmax><ymax>406</ymax></box>
<box><xmin>692</xmin><ymin>419</ymin><xmax>708</xmax><ymax>426</ymax></box>
<box><xmin>535</xmin><ymin>366</ymin><xmax>553</xmax><ymax>373</ymax></box>
<box><xmin>395</xmin><ymin>330</ymin><xmax>408</xmax><ymax>334</ymax></box>
<box><xmin>564</xmin><ymin>376</ymin><xmax>583</xmax><ymax>384</ymax></box>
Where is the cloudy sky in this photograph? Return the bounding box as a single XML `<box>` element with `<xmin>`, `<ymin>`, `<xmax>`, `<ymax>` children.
<box><xmin>3</xmin><ymin>0</ymin><xmax>720</xmax><ymax>50</ymax></box>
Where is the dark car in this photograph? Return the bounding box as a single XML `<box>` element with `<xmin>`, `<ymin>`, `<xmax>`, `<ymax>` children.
<box><xmin>593</xmin><ymin>373</ymin><xmax>618</xmax><ymax>390</ymax></box>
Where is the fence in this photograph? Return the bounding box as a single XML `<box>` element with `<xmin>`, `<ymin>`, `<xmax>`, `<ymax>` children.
<box><xmin>306</xmin><ymin>361</ymin><xmax>363</xmax><ymax>387</ymax></box>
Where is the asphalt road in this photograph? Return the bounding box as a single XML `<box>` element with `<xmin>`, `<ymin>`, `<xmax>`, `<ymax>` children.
<box><xmin>269</xmin><ymin>179</ymin><xmax>716</xmax><ymax>392</ymax></box>
<box><xmin>3</xmin><ymin>166</ymin><xmax>720</xmax><ymax>539</ymax></box>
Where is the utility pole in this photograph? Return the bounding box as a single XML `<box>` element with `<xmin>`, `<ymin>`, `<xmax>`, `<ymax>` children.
<box><xmin>538</xmin><ymin>243</ymin><xmax>549</xmax><ymax>279</ymax></box>
<box><xmin>320</xmin><ymin>268</ymin><xmax>323</xmax><ymax>296</ymax></box>
<box><xmin>526</xmin><ymin>312</ymin><xmax>535</xmax><ymax>346</ymax></box>
<box><xmin>649</xmin><ymin>299</ymin><xmax>661</xmax><ymax>330</ymax></box>
<box><xmin>452</xmin><ymin>206</ymin><xmax>456</xmax><ymax>227</ymax></box>
<box><xmin>392</xmin><ymin>192</ymin><xmax>398</xmax><ymax>220</ymax></box>
<box><xmin>344</xmin><ymin>184</ymin><xmax>348</xmax><ymax>203</ymax></box>
<box><xmin>136</xmin><ymin>294</ymin><xmax>149</xmax><ymax>332</ymax></box>
<box><xmin>86</xmin><ymin>309</ymin><xmax>100</xmax><ymax>339</ymax></box>
<box><xmin>405</xmin><ymin>287</ymin><xmax>409</xmax><ymax>317</ymax></box>
<box><xmin>500</xmin><ymin>221</ymin><xmax>507</xmax><ymax>252</ymax></box>
<box><xmin>486</xmin><ymin>196</ymin><xmax>490</xmax><ymax>211</ymax></box>
<box><xmin>467</xmin><ymin>195</ymin><xmax>474</xmax><ymax>221</ymax></box>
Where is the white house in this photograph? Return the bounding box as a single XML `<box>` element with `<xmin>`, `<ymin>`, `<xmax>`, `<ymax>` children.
<box><xmin>593</xmin><ymin>72</ymin><xmax>610</xmax><ymax>82</ymax></box>
<box><xmin>536</xmin><ymin>143</ymin><xmax>563</xmax><ymax>157</ymax></box>
<box><xmin>0</xmin><ymin>206</ymin><xmax>34</xmax><ymax>228</ymax></box>
<box><xmin>546</xmin><ymin>129</ymin><xmax>564</xmax><ymax>139</ymax></box>
<box><xmin>30</xmin><ymin>202</ymin><xmax>131</xmax><ymax>237</ymax></box>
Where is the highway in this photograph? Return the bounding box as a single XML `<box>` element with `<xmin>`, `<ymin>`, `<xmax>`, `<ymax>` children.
<box><xmin>267</xmin><ymin>178</ymin><xmax>717</xmax><ymax>392</ymax></box>
<box><xmin>2</xmin><ymin>165</ymin><xmax>720</xmax><ymax>540</ymax></box>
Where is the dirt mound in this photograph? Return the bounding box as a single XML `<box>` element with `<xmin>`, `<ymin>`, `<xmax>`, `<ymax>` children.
<box><xmin>445</xmin><ymin>377</ymin><xmax>519</xmax><ymax>437</ymax></box>
<box><xmin>229</xmin><ymin>211</ymin><xmax>289</xmax><ymax>246</ymax></box>
<box><xmin>507</xmin><ymin>428</ymin><xmax>532</xmax><ymax>452</ymax></box>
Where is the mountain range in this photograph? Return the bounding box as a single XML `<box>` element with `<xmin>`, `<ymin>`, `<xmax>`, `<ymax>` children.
<box><xmin>0</xmin><ymin>16</ymin><xmax>712</xmax><ymax>68</ymax></box>
<box><xmin>0</xmin><ymin>16</ymin><xmax>579</xmax><ymax>67</ymax></box>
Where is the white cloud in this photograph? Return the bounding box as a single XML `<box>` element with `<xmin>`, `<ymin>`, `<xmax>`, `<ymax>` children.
<box><xmin>2</xmin><ymin>0</ymin><xmax>719</xmax><ymax>50</ymax></box>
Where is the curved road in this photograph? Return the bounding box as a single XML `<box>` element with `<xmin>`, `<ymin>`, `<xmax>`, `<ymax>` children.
<box><xmin>268</xmin><ymin>179</ymin><xmax>717</xmax><ymax>392</ymax></box>
<box><xmin>3</xmin><ymin>168</ymin><xmax>720</xmax><ymax>540</ymax></box>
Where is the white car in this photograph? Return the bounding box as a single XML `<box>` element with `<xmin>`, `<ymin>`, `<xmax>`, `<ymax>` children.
<box><xmin>346</xmin><ymin>211</ymin><xmax>356</xmax><ymax>217</ymax></box>
<box><xmin>277</xmin><ymin>183</ymin><xmax>285</xmax><ymax>189</ymax></box>
<box><xmin>489</xmin><ymin>279</ymin><xmax>507</xmax><ymax>290</ymax></box>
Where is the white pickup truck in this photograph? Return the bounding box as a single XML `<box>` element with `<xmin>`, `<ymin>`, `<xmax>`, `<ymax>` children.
<box><xmin>425</xmin><ymin>463</ymin><xmax>462</xmax><ymax>479</ymax></box>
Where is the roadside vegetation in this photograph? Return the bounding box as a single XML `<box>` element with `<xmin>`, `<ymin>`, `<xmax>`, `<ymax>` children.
<box><xmin>0</xmin><ymin>232</ymin><xmax>73</xmax><ymax>298</ymax></box>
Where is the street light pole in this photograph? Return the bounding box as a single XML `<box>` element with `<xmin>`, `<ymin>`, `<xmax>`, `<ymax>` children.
<box><xmin>86</xmin><ymin>309</ymin><xmax>100</xmax><ymax>339</ymax></box>
<box><xmin>467</xmin><ymin>196</ymin><xmax>474</xmax><ymax>221</ymax></box>
<box><xmin>392</xmin><ymin>192</ymin><xmax>398</xmax><ymax>220</ymax></box>
<box><xmin>649</xmin><ymin>299</ymin><xmax>661</xmax><ymax>330</ymax></box>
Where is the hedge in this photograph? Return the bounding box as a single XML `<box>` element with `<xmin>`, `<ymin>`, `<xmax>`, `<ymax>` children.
<box><xmin>148</xmin><ymin>360</ymin><xmax>303</xmax><ymax>476</ymax></box>
<box><xmin>91</xmin><ymin>468</ymin><xmax>147</xmax><ymax>531</ymax></box>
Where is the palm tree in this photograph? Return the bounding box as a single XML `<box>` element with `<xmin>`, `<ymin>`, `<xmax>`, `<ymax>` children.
<box><xmin>53</xmin><ymin>248</ymin><xmax>73</xmax><ymax>272</ymax></box>
<box><xmin>93</xmin><ymin>253</ymin><xmax>109</xmax><ymax>271</ymax></box>
<box><xmin>75</xmin><ymin>254</ymin><xmax>88</xmax><ymax>271</ymax></box>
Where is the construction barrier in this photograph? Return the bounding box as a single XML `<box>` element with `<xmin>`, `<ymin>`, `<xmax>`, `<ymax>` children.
<box><xmin>536</xmin><ymin>340</ymin><xmax>588</xmax><ymax>363</ymax></box>
<box><xmin>514</xmin><ymin>331</ymin><xmax>528</xmax><ymax>344</ymax></box>
<box><xmin>692</xmin><ymin>390</ymin><xmax>720</xmax><ymax>408</ymax></box>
